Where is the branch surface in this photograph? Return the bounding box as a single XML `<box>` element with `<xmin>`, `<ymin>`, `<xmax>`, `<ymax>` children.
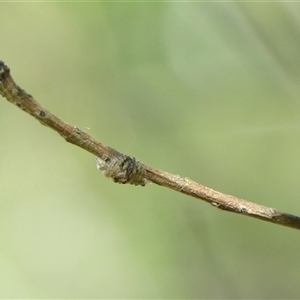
<box><xmin>1</xmin><ymin>61</ymin><xmax>300</xmax><ymax>230</ymax></box>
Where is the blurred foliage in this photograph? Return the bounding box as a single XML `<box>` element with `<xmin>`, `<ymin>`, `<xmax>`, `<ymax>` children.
<box><xmin>1</xmin><ymin>2</ymin><xmax>300</xmax><ymax>298</ymax></box>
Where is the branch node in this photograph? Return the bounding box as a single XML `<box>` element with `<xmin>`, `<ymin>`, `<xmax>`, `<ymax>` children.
<box><xmin>38</xmin><ymin>110</ymin><xmax>46</xmax><ymax>118</ymax></box>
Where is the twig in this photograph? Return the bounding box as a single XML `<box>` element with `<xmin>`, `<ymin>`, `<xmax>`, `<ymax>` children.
<box><xmin>1</xmin><ymin>61</ymin><xmax>300</xmax><ymax>231</ymax></box>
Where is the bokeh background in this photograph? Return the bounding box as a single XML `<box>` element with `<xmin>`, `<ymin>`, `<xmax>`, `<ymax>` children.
<box><xmin>1</xmin><ymin>2</ymin><xmax>300</xmax><ymax>298</ymax></box>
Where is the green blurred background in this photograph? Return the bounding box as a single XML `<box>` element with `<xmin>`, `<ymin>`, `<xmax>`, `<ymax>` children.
<box><xmin>1</xmin><ymin>2</ymin><xmax>300</xmax><ymax>298</ymax></box>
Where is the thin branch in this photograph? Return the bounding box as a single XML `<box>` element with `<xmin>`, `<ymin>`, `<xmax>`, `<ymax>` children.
<box><xmin>1</xmin><ymin>61</ymin><xmax>300</xmax><ymax>231</ymax></box>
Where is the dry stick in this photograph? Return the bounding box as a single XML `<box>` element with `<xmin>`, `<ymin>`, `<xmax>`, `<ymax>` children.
<box><xmin>1</xmin><ymin>61</ymin><xmax>300</xmax><ymax>231</ymax></box>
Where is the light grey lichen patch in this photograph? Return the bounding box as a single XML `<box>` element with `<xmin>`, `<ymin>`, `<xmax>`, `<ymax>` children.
<box><xmin>96</xmin><ymin>155</ymin><xmax>148</xmax><ymax>186</ymax></box>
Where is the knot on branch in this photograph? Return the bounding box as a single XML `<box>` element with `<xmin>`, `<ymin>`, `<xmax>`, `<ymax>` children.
<box><xmin>96</xmin><ymin>155</ymin><xmax>148</xmax><ymax>186</ymax></box>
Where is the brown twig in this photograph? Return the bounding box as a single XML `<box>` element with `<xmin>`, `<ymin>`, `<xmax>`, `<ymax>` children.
<box><xmin>1</xmin><ymin>61</ymin><xmax>300</xmax><ymax>231</ymax></box>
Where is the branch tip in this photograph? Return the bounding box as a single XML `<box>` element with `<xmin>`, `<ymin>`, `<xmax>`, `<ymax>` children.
<box><xmin>0</xmin><ymin>60</ymin><xmax>10</xmax><ymax>80</ymax></box>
